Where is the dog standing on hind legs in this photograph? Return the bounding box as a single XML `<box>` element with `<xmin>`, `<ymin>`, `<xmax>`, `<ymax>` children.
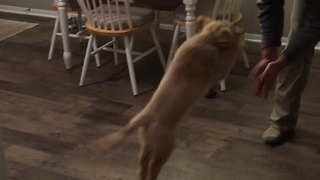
<box><xmin>88</xmin><ymin>16</ymin><xmax>244</xmax><ymax>180</ymax></box>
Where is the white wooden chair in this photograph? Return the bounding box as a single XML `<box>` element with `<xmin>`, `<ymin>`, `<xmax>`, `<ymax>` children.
<box><xmin>168</xmin><ymin>0</ymin><xmax>250</xmax><ymax>91</ymax></box>
<box><xmin>77</xmin><ymin>0</ymin><xmax>166</xmax><ymax>96</ymax></box>
<box><xmin>48</xmin><ymin>1</ymin><xmax>101</xmax><ymax>68</ymax></box>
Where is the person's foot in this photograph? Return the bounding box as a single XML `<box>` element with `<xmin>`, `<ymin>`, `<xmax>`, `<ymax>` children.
<box><xmin>262</xmin><ymin>124</ymin><xmax>294</xmax><ymax>144</ymax></box>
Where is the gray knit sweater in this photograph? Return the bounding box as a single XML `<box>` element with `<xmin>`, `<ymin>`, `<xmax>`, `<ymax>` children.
<box><xmin>257</xmin><ymin>0</ymin><xmax>320</xmax><ymax>61</ymax></box>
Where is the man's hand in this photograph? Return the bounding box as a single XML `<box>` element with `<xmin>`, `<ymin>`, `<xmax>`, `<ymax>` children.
<box><xmin>249</xmin><ymin>59</ymin><xmax>270</xmax><ymax>80</ymax></box>
<box><xmin>250</xmin><ymin>55</ymin><xmax>288</xmax><ymax>99</ymax></box>
<box><xmin>249</xmin><ymin>47</ymin><xmax>278</xmax><ymax>80</ymax></box>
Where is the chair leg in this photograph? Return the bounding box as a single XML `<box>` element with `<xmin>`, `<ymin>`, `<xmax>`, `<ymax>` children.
<box><xmin>79</xmin><ymin>34</ymin><xmax>94</xmax><ymax>86</ymax></box>
<box><xmin>220</xmin><ymin>49</ymin><xmax>249</xmax><ymax>91</ymax></box>
<box><xmin>220</xmin><ymin>79</ymin><xmax>227</xmax><ymax>91</ymax></box>
<box><xmin>154</xmin><ymin>10</ymin><xmax>160</xmax><ymax>29</ymax></box>
<box><xmin>76</xmin><ymin>11</ymin><xmax>82</xmax><ymax>32</ymax></box>
<box><xmin>124</xmin><ymin>36</ymin><xmax>138</xmax><ymax>96</ymax></box>
<box><xmin>76</xmin><ymin>11</ymin><xmax>83</xmax><ymax>43</ymax></box>
<box><xmin>48</xmin><ymin>16</ymin><xmax>60</xmax><ymax>60</ymax></box>
<box><xmin>150</xmin><ymin>26</ymin><xmax>166</xmax><ymax>70</ymax></box>
<box><xmin>130</xmin><ymin>35</ymin><xmax>135</xmax><ymax>51</ymax></box>
<box><xmin>113</xmin><ymin>36</ymin><xmax>119</xmax><ymax>65</ymax></box>
<box><xmin>167</xmin><ymin>24</ymin><xmax>180</xmax><ymax>66</ymax></box>
<box><xmin>93</xmin><ymin>37</ymin><xmax>101</xmax><ymax>67</ymax></box>
<box><xmin>219</xmin><ymin>58</ymin><xmax>237</xmax><ymax>91</ymax></box>
<box><xmin>241</xmin><ymin>48</ymin><xmax>250</xmax><ymax>68</ymax></box>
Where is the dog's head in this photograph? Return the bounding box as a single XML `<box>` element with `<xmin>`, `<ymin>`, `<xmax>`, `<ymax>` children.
<box><xmin>197</xmin><ymin>16</ymin><xmax>244</xmax><ymax>48</ymax></box>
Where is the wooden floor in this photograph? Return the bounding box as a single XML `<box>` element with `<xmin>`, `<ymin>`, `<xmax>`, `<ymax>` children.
<box><xmin>1</xmin><ymin>12</ymin><xmax>320</xmax><ymax>180</ymax></box>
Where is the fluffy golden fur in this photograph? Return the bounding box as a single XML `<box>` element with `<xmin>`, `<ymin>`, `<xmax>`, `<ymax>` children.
<box><xmin>88</xmin><ymin>16</ymin><xmax>244</xmax><ymax>180</ymax></box>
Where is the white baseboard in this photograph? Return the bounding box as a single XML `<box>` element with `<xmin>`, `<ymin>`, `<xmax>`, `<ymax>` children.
<box><xmin>159</xmin><ymin>23</ymin><xmax>174</xmax><ymax>31</ymax></box>
<box><xmin>245</xmin><ymin>33</ymin><xmax>290</xmax><ymax>46</ymax></box>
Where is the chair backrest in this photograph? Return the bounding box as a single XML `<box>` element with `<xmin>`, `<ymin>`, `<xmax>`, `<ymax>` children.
<box><xmin>77</xmin><ymin>0</ymin><xmax>154</xmax><ymax>32</ymax></box>
<box><xmin>211</xmin><ymin>0</ymin><xmax>242</xmax><ymax>24</ymax></box>
<box><xmin>77</xmin><ymin>0</ymin><xmax>135</xmax><ymax>30</ymax></box>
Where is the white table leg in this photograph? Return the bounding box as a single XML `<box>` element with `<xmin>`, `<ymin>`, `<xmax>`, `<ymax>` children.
<box><xmin>58</xmin><ymin>0</ymin><xmax>72</xmax><ymax>69</ymax></box>
<box><xmin>183</xmin><ymin>0</ymin><xmax>198</xmax><ymax>39</ymax></box>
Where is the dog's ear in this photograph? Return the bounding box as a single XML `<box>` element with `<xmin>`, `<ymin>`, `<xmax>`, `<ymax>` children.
<box><xmin>197</xmin><ymin>16</ymin><xmax>212</xmax><ymax>32</ymax></box>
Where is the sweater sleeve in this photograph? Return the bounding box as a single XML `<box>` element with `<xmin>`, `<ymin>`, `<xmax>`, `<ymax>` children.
<box><xmin>282</xmin><ymin>1</ymin><xmax>320</xmax><ymax>62</ymax></box>
<box><xmin>257</xmin><ymin>0</ymin><xmax>285</xmax><ymax>49</ymax></box>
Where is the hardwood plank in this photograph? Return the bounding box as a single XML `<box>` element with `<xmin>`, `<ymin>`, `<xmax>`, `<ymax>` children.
<box><xmin>7</xmin><ymin>160</ymin><xmax>82</xmax><ymax>180</ymax></box>
<box><xmin>1</xmin><ymin>127</ymin><xmax>75</xmax><ymax>155</ymax></box>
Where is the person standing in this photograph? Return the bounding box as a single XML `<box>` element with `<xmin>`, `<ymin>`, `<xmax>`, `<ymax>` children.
<box><xmin>250</xmin><ymin>0</ymin><xmax>320</xmax><ymax>144</ymax></box>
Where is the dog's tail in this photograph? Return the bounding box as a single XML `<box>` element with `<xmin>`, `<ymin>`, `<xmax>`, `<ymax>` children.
<box><xmin>88</xmin><ymin>113</ymin><xmax>146</xmax><ymax>154</ymax></box>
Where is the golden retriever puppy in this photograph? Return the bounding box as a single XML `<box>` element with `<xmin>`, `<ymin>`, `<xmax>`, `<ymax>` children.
<box><xmin>89</xmin><ymin>16</ymin><xmax>244</xmax><ymax>180</ymax></box>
